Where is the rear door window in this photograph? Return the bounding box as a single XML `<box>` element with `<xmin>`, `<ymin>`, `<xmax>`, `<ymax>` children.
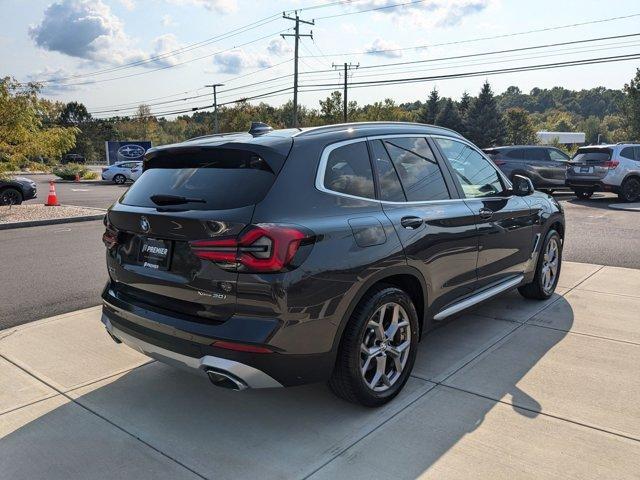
<box><xmin>322</xmin><ymin>141</ymin><xmax>375</xmax><ymax>199</ymax></box>
<box><xmin>370</xmin><ymin>140</ymin><xmax>406</xmax><ymax>202</ymax></box>
<box><xmin>120</xmin><ymin>149</ymin><xmax>277</xmax><ymax>211</ymax></box>
<box><xmin>526</xmin><ymin>148</ymin><xmax>549</xmax><ymax>161</ymax></box>
<box><xmin>382</xmin><ymin>137</ymin><xmax>450</xmax><ymax>201</ymax></box>
<box><xmin>504</xmin><ymin>149</ymin><xmax>524</xmax><ymax>160</ymax></box>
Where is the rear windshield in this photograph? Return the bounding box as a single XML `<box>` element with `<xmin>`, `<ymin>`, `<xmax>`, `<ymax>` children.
<box><xmin>120</xmin><ymin>148</ymin><xmax>276</xmax><ymax>211</ymax></box>
<box><xmin>571</xmin><ymin>149</ymin><xmax>611</xmax><ymax>163</ymax></box>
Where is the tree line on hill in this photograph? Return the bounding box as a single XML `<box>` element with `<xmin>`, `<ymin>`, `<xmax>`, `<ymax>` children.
<box><xmin>1</xmin><ymin>68</ymin><xmax>640</xmax><ymax>169</ymax></box>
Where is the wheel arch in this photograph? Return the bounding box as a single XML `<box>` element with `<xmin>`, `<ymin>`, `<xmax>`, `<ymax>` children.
<box><xmin>331</xmin><ymin>265</ymin><xmax>428</xmax><ymax>354</ymax></box>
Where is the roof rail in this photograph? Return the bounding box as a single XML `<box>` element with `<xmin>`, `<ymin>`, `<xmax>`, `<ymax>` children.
<box><xmin>292</xmin><ymin>121</ymin><xmax>462</xmax><ymax>138</ymax></box>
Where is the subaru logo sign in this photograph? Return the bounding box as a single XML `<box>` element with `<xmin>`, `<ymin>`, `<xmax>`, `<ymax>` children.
<box><xmin>140</xmin><ymin>216</ymin><xmax>150</xmax><ymax>233</ymax></box>
<box><xmin>118</xmin><ymin>144</ymin><xmax>146</xmax><ymax>159</ymax></box>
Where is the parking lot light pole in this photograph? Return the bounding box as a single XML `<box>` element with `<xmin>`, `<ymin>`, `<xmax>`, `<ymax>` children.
<box><xmin>205</xmin><ymin>83</ymin><xmax>224</xmax><ymax>133</ymax></box>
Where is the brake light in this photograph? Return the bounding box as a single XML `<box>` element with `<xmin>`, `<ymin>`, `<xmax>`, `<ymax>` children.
<box><xmin>102</xmin><ymin>225</ymin><xmax>120</xmax><ymax>250</ymax></box>
<box><xmin>190</xmin><ymin>224</ymin><xmax>312</xmax><ymax>273</ymax></box>
<box><xmin>212</xmin><ymin>340</ymin><xmax>273</xmax><ymax>354</ymax></box>
<box><xmin>604</xmin><ymin>160</ymin><xmax>619</xmax><ymax>170</ymax></box>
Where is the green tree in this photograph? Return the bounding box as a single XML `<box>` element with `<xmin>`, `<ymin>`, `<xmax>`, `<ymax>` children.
<box><xmin>435</xmin><ymin>99</ymin><xmax>465</xmax><ymax>133</ymax></box>
<box><xmin>623</xmin><ymin>68</ymin><xmax>640</xmax><ymax>141</ymax></box>
<box><xmin>0</xmin><ymin>77</ymin><xmax>77</xmax><ymax>166</ymax></box>
<box><xmin>458</xmin><ymin>91</ymin><xmax>471</xmax><ymax>117</ymax></box>
<box><xmin>466</xmin><ymin>81</ymin><xmax>505</xmax><ymax>147</ymax></box>
<box><xmin>419</xmin><ymin>87</ymin><xmax>439</xmax><ymax>124</ymax></box>
<box><xmin>319</xmin><ymin>91</ymin><xmax>343</xmax><ymax>124</ymax></box>
<box><xmin>60</xmin><ymin>101</ymin><xmax>91</xmax><ymax>126</ymax></box>
<box><xmin>504</xmin><ymin>108</ymin><xmax>537</xmax><ymax>145</ymax></box>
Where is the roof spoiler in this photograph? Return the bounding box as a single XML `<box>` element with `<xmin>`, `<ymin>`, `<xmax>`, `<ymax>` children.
<box><xmin>249</xmin><ymin>122</ymin><xmax>273</xmax><ymax>136</ymax></box>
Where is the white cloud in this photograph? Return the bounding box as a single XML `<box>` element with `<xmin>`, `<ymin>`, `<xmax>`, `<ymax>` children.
<box><xmin>165</xmin><ymin>0</ymin><xmax>237</xmax><ymax>14</ymax></box>
<box><xmin>342</xmin><ymin>0</ymin><xmax>490</xmax><ymax>28</ymax></box>
<box><xmin>119</xmin><ymin>0</ymin><xmax>135</xmax><ymax>10</ymax></box>
<box><xmin>29</xmin><ymin>0</ymin><xmax>143</xmax><ymax>64</ymax></box>
<box><xmin>29</xmin><ymin>0</ymin><xmax>186</xmax><ymax>69</ymax></box>
<box><xmin>161</xmin><ymin>14</ymin><xmax>176</xmax><ymax>27</ymax></box>
<box><xmin>212</xmin><ymin>49</ymin><xmax>271</xmax><ymax>74</ymax></box>
<box><xmin>267</xmin><ymin>38</ymin><xmax>292</xmax><ymax>57</ymax></box>
<box><xmin>26</xmin><ymin>67</ymin><xmax>88</xmax><ymax>94</ymax></box>
<box><xmin>365</xmin><ymin>38</ymin><xmax>402</xmax><ymax>58</ymax></box>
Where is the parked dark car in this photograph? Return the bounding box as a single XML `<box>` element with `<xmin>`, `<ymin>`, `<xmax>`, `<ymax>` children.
<box><xmin>61</xmin><ymin>153</ymin><xmax>86</xmax><ymax>164</ymax></box>
<box><xmin>483</xmin><ymin>146</ymin><xmax>570</xmax><ymax>192</ymax></box>
<box><xmin>0</xmin><ymin>176</ymin><xmax>37</xmax><ymax>205</ymax></box>
<box><xmin>101</xmin><ymin>122</ymin><xmax>565</xmax><ymax>406</ymax></box>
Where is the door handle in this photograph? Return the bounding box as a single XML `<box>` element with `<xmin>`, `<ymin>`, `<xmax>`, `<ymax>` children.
<box><xmin>479</xmin><ymin>208</ymin><xmax>494</xmax><ymax>220</ymax></box>
<box><xmin>400</xmin><ymin>216</ymin><xmax>424</xmax><ymax>230</ymax></box>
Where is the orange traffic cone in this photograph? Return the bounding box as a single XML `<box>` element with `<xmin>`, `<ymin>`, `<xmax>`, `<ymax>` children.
<box><xmin>45</xmin><ymin>180</ymin><xmax>60</xmax><ymax>206</ymax></box>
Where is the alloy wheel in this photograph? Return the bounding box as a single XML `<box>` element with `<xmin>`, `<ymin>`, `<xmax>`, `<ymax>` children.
<box><xmin>1</xmin><ymin>189</ymin><xmax>21</xmax><ymax>205</ymax></box>
<box><xmin>541</xmin><ymin>237</ymin><xmax>559</xmax><ymax>294</ymax></box>
<box><xmin>360</xmin><ymin>302</ymin><xmax>411</xmax><ymax>392</ymax></box>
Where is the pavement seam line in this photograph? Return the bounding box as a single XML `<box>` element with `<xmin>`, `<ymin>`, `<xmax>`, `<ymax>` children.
<box><xmin>438</xmin><ymin>383</ymin><xmax>640</xmax><ymax>443</ymax></box>
<box><xmin>304</xmin><ymin>264</ymin><xmax>610</xmax><ymax>478</ymax></box>
<box><xmin>0</xmin><ymin>353</ymin><xmax>208</xmax><ymax>480</ymax></box>
<box><xmin>301</xmin><ymin>380</ymin><xmax>437</xmax><ymax>480</ymax></box>
<box><xmin>524</xmin><ymin>322</ymin><xmax>640</xmax><ymax>347</ymax></box>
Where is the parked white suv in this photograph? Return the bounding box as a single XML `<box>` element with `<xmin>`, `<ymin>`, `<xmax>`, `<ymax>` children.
<box><xmin>565</xmin><ymin>144</ymin><xmax>640</xmax><ymax>202</ymax></box>
<box><xmin>101</xmin><ymin>161</ymin><xmax>142</xmax><ymax>184</ymax></box>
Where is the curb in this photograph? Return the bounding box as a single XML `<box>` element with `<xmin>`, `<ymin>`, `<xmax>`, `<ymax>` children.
<box><xmin>53</xmin><ymin>179</ymin><xmax>111</xmax><ymax>185</ymax></box>
<box><xmin>608</xmin><ymin>203</ymin><xmax>640</xmax><ymax>212</ymax></box>
<box><xmin>0</xmin><ymin>211</ymin><xmax>106</xmax><ymax>230</ymax></box>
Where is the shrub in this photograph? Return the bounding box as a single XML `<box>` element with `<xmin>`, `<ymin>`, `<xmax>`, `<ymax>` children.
<box><xmin>52</xmin><ymin>163</ymin><xmax>88</xmax><ymax>180</ymax></box>
<box><xmin>82</xmin><ymin>171</ymin><xmax>98</xmax><ymax>180</ymax></box>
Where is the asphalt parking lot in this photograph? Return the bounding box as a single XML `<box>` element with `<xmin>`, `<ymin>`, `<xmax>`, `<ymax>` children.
<box><xmin>1</xmin><ymin>261</ymin><xmax>638</xmax><ymax>479</ymax></box>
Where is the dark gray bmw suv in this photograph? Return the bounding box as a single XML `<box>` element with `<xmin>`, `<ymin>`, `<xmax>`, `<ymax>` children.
<box><xmin>101</xmin><ymin>122</ymin><xmax>564</xmax><ymax>406</ymax></box>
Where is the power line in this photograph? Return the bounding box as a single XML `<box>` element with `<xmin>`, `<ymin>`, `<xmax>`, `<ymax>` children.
<box><xmin>300</xmin><ymin>52</ymin><xmax>640</xmax><ymax>90</ymax></box>
<box><xmin>300</xmin><ymin>12</ymin><xmax>640</xmax><ymax>58</ymax></box>
<box><xmin>315</xmin><ymin>0</ymin><xmax>430</xmax><ymax>20</ymax></box>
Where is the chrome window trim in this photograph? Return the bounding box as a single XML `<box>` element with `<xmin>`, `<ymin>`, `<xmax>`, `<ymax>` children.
<box><xmin>315</xmin><ymin>134</ymin><xmax>469</xmax><ymax>206</ymax></box>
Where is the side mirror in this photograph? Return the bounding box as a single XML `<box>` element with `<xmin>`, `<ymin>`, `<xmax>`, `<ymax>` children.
<box><xmin>511</xmin><ymin>174</ymin><xmax>534</xmax><ymax>196</ymax></box>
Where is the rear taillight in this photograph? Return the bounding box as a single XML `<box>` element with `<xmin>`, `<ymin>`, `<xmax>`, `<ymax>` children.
<box><xmin>604</xmin><ymin>160</ymin><xmax>619</xmax><ymax>170</ymax></box>
<box><xmin>102</xmin><ymin>225</ymin><xmax>120</xmax><ymax>250</ymax></box>
<box><xmin>190</xmin><ymin>224</ymin><xmax>312</xmax><ymax>273</ymax></box>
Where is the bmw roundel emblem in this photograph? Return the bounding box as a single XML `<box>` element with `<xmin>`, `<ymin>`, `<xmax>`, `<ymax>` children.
<box><xmin>140</xmin><ymin>216</ymin><xmax>150</xmax><ymax>233</ymax></box>
<box><xmin>118</xmin><ymin>144</ymin><xmax>146</xmax><ymax>159</ymax></box>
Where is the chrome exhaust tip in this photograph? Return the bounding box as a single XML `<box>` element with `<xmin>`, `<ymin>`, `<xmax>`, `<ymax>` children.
<box><xmin>205</xmin><ymin>368</ymin><xmax>248</xmax><ymax>391</ymax></box>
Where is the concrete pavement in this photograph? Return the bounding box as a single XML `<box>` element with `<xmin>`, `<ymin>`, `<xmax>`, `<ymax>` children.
<box><xmin>1</xmin><ymin>261</ymin><xmax>639</xmax><ymax>479</ymax></box>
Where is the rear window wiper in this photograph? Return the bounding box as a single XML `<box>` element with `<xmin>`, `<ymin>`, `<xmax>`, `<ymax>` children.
<box><xmin>150</xmin><ymin>194</ymin><xmax>206</xmax><ymax>206</ymax></box>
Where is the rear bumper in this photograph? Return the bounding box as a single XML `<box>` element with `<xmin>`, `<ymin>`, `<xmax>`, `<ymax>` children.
<box><xmin>101</xmin><ymin>284</ymin><xmax>336</xmax><ymax>387</ymax></box>
<box><xmin>102</xmin><ymin>313</ymin><xmax>281</xmax><ymax>389</ymax></box>
<box><xmin>565</xmin><ymin>179</ymin><xmax>619</xmax><ymax>193</ymax></box>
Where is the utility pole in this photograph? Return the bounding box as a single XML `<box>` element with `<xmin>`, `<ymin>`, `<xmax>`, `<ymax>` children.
<box><xmin>333</xmin><ymin>62</ymin><xmax>359</xmax><ymax>123</ymax></box>
<box><xmin>205</xmin><ymin>83</ymin><xmax>224</xmax><ymax>133</ymax></box>
<box><xmin>282</xmin><ymin>12</ymin><xmax>313</xmax><ymax>127</ymax></box>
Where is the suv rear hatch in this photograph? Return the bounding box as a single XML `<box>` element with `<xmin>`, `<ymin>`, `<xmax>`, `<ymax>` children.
<box><xmin>568</xmin><ymin>147</ymin><xmax>613</xmax><ymax>181</ymax></box>
<box><xmin>104</xmin><ymin>137</ymin><xmax>291</xmax><ymax>324</ymax></box>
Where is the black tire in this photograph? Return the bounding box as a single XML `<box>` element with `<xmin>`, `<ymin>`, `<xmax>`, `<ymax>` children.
<box><xmin>329</xmin><ymin>285</ymin><xmax>419</xmax><ymax>407</ymax></box>
<box><xmin>113</xmin><ymin>174</ymin><xmax>126</xmax><ymax>185</ymax></box>
<box><xmin>0</xmin><ymin>188</ymin><xmax>23</xmax><ymax>205</ymax></box>
<box><xmin>574</xmin><ymin>188</ymin><xmax>594</xmax><ymax>199</ymax></box>
<box><xmin>620</xmin><ymin>177</ymin><xmax>640</xmax><ymax>203</ymax></box>
<box><xmin>518</xmin><ymin>229</ymin><xmax>562</xmax><ymax>300</ymax></box>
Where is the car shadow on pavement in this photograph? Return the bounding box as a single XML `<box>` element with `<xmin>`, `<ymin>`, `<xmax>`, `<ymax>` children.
<box><xmin>0</xmin><ymin>296</ymin><xmax>574</xmax><ymax>480</ymax></box>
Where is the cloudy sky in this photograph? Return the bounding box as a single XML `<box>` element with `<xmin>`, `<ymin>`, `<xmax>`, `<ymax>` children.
<box><xmin>2</xmin><ymin>0</ymin><xmax>639</xmax><ymax>117</ymax></box>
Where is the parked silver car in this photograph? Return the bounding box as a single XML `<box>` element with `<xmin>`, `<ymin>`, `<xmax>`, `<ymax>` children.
<box><xmin>101</xmin><ymin>161</ymin><xmax>142</xmax><ymax>184</ymax></box>
<box><xmin>565</xmin><ymin>144</ymin><xmax>640</xmax><ymax>202</ymax></box>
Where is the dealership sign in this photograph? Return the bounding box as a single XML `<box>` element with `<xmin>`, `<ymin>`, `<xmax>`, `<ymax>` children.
<box><xmin>105</xmin><ymin>141</ymin><xmax>152</xmax><ymax>165</ymax></box>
